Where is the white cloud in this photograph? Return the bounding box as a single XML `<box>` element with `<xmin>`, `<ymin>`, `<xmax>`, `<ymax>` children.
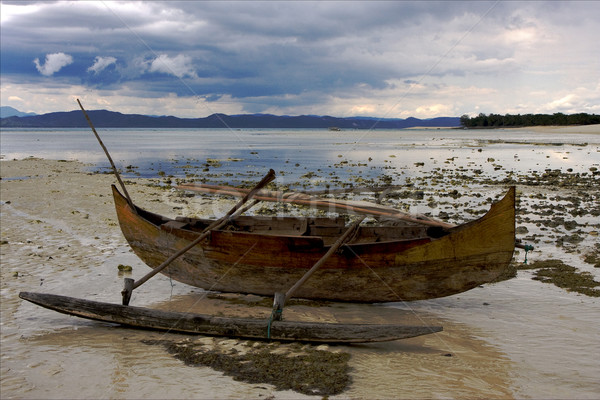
<box><xmin>541</xmin><ymin>84</ymin><xmax>600</xmax><ymax>114</ymax></box>
<box><xmin>8</xmin><ymin>95</ymin><xmax>24</xmax><ymax>103</ymax></box>
<box><xmin>147</xmin><ymin>54</ymin><xmax>197</xmax><ymax>79</ymax></box>
<box><xmin>88</xmin><ymin>56</ymin><xmax>117</xmax><ymax>74</ymax></box>
<box><xmin>0</xmin><ymin>79</ymin><xmax>244</xmax><ymax>117</ymax></box>
<box><xmin>547</xmin><ymin>94</ymin><xmax>576</xmax><ymax>110</ymax></box>
<box><xmin>33</xmin><ymin>52</ymin><xmax>73</xmax><ymax>76</ymax></box>
<box><xmin>414</xmin><ymin>104</ymin><xmax>454</xmax><ymax>118</ymax></box>
<box><xmin>0</xmin><ymin>3</ymin><xmax>42</xmax><ymax>24</ymax></box>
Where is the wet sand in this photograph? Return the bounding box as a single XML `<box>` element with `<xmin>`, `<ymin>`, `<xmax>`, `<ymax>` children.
<box><xmin>1</xmin><ymin>127</ymin><xmax>599</xmax><ymax>399</ymax></box>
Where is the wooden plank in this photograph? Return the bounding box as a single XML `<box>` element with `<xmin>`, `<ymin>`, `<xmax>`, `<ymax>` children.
<box><xmin>19</xmin><ymin>292</ymin><xmax>442</xmax><ymax>343</ymax></box>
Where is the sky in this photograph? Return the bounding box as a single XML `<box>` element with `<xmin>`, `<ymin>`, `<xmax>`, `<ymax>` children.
<box><xmin>1</xmin><ymin>1</ymin><xmax>599</xmax><ymax>119</ymax></box>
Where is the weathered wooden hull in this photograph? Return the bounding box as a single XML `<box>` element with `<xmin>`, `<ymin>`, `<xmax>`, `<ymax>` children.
<box><xmin>113</xmin><ymin>185</ymin><xmax>516</xmax><ymax>302</ymax></box>
<box><xmin>19</xmin><ymin>292</ymin><xmax>442</xmax><ymax>343</ymax></box>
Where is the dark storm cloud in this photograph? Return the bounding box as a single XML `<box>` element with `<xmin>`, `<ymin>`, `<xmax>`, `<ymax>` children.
<box><xmin>0</xmin><ymin>2</ymin><xmax>492</xmax><ymax>89</ymax></box>
<box><xmin>1</xmin><ymin>1</ymin><xmax>599</xmax><ymax>117</ymax></box>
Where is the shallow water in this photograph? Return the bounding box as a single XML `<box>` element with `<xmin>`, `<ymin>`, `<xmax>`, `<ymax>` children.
<box><xmin>2</xmin><ymin>126</ymin><xmax>598</xmax><ymax>185</ymax></box>
<box><xmin>1</xmin><ymin>126</ymin><xmax>599</xmax><ymax>399</ymax></box>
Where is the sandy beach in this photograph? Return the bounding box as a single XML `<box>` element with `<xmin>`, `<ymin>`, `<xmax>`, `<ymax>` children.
<box><xmin>1</xmin><ymin>126</ymin><xmax>599</xmax><ymax>398</ymax></box>
<box><xmin>0</xmin><ymin>158</ymin><xmax>512</xmax><ymax>398</ymax></box>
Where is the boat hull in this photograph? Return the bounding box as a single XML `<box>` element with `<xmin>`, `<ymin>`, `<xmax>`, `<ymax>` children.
<box><xmin>19</xmin><ymin>292</ymin><xmax>442</xmax><ymax>343</ymax></box>
<box><xmin>113</xmin><ymin>185</ymin><xmax>516</xmax><ymax>302</ymax></box>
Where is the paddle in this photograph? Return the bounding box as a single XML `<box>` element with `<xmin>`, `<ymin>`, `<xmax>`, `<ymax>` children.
<box><xmin>121</xmin><ymin>169</ymin><xmax>276</xmax><ymax>305</ymax></box>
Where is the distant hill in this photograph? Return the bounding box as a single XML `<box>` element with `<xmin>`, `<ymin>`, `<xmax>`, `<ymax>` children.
<box><xmin>0</xmin><ymin>109</ymin><xmax>461</xmax><ymax>129</ymax></box>
<box><xmin>0</xmin><ymin>106</ymin><xmax>37</xmax><ymax>118</ymax></box>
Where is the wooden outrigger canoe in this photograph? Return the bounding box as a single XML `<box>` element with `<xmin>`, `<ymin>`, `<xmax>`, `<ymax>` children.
<box><xmin>19</xmin><ymin>103</ymin><xmax>452</xmax><ymax>343</ymax></box>
<box><xmin>17</xmin><ymin>102</ymin><xmax>520</xmax><ymax>342</ymax></box>
<box><xmin>113</xmin><ymin>184</ymin><xmax>516</xmax><ymax>302</ymax></box>
<box><xmin>18</xmin><ymin>292</ymin><xmax>441</xmax><ymax>343</ymax></box>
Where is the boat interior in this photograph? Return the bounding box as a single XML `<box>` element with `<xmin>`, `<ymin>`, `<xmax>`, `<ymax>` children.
<box><xmin>135</xmin><ymin>205</ymin><xmax>448</xmax><ymax>245</ymax></box>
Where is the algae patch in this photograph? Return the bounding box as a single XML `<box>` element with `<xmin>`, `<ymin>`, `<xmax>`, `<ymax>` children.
<box><xmin>519</xmin><ymin>259</ymin><xmax>600</xmax><ymax>297</ymax></box>
<box><xmin>142</xmin><ymin>339</ymin><xmax>352</xmax><ymax>396</ymax></box>
<box><xmin>583</xmin><ymin>250</ymin><xmax>600</xmax><ymax>268</ymax></box>
<box><xmin>117</xmin><ymin>264</ymin><xmax>132</xmax><ymax>272</ymax></box>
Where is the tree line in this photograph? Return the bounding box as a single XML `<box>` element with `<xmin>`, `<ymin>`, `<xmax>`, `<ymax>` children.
<box><xmin>460</xmin><ymin>113</ymin><xmax>600</xmax><ymax>128</ymax></box>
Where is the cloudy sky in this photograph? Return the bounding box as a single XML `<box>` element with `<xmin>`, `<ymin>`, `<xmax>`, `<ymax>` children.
<box><xmin>1</xmin><ymin>1</ymin><xmax>599</xmax><ymax>118</ymax></box>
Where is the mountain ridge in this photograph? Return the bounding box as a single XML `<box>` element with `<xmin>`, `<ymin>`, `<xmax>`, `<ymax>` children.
<box><xmin>0</xmin><ymin>108</ymin><xmax>461</xmax><ymax>129</ymax></box>
<box><xmin>0</xmin><ymin>106</ymin><xmax>37</xmax><ymax>118</ymax></box>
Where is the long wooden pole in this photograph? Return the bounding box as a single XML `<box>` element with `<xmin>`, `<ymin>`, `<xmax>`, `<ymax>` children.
<box><xmin>177</xmin><ymin>183</ymin><xmax>454</xmax><ymax>229</ymax></box>
<box><xmin>284</xmin><ymin>215</ymin><xmax>365</xmax><ymax>303</ymax></box>
<box><xmin>271</xmin><ymin>216</ymin><xmax>365</xmax><ymax>321</ymax></box>
<box><xmin>122</xmin><ymin>169</ymin><xmax>275</xmax><ymax>305</ymax></box>
<box><xmin>77</xmin><ymin>99</ymin><xmax>135</xmax><ymax>209</ymax></box>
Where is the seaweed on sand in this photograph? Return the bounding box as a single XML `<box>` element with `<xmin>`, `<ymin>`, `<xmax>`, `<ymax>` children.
<box><xmin>519</xmin><ymin>259</ymin><xmax>600</xmax><ymax>297</ymax></box>
<box><xmin>583</xmin><ymin>248</ymin><xmax>600</xmax><ymax>268</ymax></box>
<box><xmin>142</xmin><ymin>339</ymin><xmax>352</xmax><ymax>396</ymax></box>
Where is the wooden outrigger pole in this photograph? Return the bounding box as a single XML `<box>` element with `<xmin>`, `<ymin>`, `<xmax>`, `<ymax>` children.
<box><xmin>77</xmin><ymin>99</ymin><xmax>135</xmax><ymax>210</ymax></box>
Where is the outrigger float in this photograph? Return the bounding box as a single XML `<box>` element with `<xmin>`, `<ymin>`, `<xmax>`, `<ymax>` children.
<box><xmin>19</xmin><ymin>100</ymin><xmax>531</xmax><ymax>343</ymax></box>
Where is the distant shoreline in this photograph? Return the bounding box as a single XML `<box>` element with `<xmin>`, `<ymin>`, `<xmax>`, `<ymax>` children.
<box><xmin>0</xmin><ymin>109</ymin><xmax>460</xmax><ymax>129</ymax></box>
<box><xmin>460</xmin><ymin>124</ymin><xmax>600</xmax><ymax>134</ymax></box>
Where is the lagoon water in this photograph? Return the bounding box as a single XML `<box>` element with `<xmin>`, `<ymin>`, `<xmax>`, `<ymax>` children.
<box><xmin>1</xmin><ymin>126</ymin><xmax>599</xmax><ymax>399</ymax></box>
<box><xmin>2</xmin><ymin>126</ymin><xmax>598</xmax><ymax>184</ymax></box>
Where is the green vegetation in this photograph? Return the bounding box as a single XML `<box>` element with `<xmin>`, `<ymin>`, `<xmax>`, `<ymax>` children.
<box><xmin>460</xmin><ymin>113</ymin><xmax>600</xmax><ymax>128</ymax></box>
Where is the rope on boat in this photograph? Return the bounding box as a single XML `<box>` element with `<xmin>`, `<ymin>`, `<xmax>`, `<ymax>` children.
<box><xmin>267</xmin><ymin>308</ymin><xmax>283</xmax><ymax>339</ymax></box>
<box><xmin>523</xmin><ymin>244</ymin><xmax>534</xmax><ymax>264</ymax></box>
